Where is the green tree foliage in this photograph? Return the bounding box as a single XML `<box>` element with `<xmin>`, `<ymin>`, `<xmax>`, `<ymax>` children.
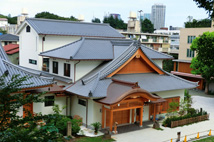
<box><xmin>92</xmin><ymin>18</ymin><xmax>101</xmax><ymax>23</ymax></box>
<box><xmin>35</xmin><ymin>12</ymin><xmax>78</xmax><ymax>21</ymax></box>
<box><xmin>103</xmin><ymin>16</ymin><xmax>127</xmax><ymax>30</ymax></box>
<box><xmin>166</xmin><ymin>100</ymin><xmax>179</xmax><ymax>118</ymax></box>
<box><xmin>163</xmin><ymin>54</ymin><xmax>178</xmax><ymax>72</ymax></box>
<box><xmin>193</xmin><ymin>0</ymin><xmax>214</xmax><ymax>18</ymax></box>
<box><xmin>185</xmin><ymin>18</ymin><xmax>211</xmax><ymax>28</ymax></box>
<box><xmin>0</xmin><ymin>74</ymin><xmax>64</xmax><ymax>141</ymax></box>
<box><xmin>190</xmin><ymin>32</ymin><xmax>214</xmax><ymax>93</ymax></box>
<box><xmin>141</xmin><ymin>19</ymin><xmax>154</xmax><ymax>33</ymax></box>
<box><xmin>0</xmin><ymin>28</ymin><xmax>7</xmax><ymax>34</ymax></box>
<box><xmin>0</xmin><ymin>14</ymin><xmax>17</xmax><ymax>24</ymax></box>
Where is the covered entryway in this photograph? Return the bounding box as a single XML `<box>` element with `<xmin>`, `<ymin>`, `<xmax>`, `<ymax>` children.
<box><xmin>98</xmin><ymin>79</ymin><xmax>165</xmax><ymax>131</ymax></box>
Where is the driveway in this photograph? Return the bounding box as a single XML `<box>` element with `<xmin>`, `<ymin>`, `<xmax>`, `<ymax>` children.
<box><xmin>113</xmin><ymin>89</ymin><xmax>214</xmax><ymax>142</ymax></box>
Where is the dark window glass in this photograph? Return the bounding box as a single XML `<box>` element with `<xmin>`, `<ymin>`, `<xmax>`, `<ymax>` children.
<box><xmin>29</xmin><ymin>59</ymin><xmax>37</xmax><ymax>65</ymax></box>
<box><xmin>64</xmin><ymin>63</ymin><xmax>70</xmax><ymax>77</ymax></box>
<box><xmin>78</xmin><ymin>99</ymin><xmax>86</xmax><ymax>106</ymax></box>
<box><xmin>45</xmin><ymin>96</ymin><xmax>54</xmax><ymax>107</ymax></box>
<box><xmin>26</xmin><ymin>25</ymin><xmax>31</xmax><ymax>32</ymax></box>
<box><xmin>53</xmin><ymin>61</ymin><xmax>58</xmax><ymax>74</ymax></box>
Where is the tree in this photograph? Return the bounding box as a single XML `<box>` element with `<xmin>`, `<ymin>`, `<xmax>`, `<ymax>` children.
<box><xmin>0</xmin><ymin>28</ymin><xmax>7</xmax><ymax>34</ymax></box>
<box><xmin>92</xmin><ymin>18</ymin><xmax>101</xmax><ymax>23</ymax></box>
<box><xmin>141</xmin><ymin>19</ymin><xmax>154</xmax><ymax>33</ymax></box>
<box><xmin>163</xmin><ymin>54</ymin><xmax>178</xmax><ymax>72</ymax></box>
<box><xmin>0</xmin><ymin>74</ymin><xmax>64</xmax><ymax>141</ymax></box>
<box><xmin>35</xmin><ymin>12</ymin><xmax>78</xmax><ymax>21</ymax></box>
<box><xmin>193</xmin><ymin>0</ymin><xmax>214</xmax><ymax>18</ymax></box>
<box><xmin>103</xmin><ymin>16</ymin><xmax>127</xmax><ymax>30</ymax></box>
<box><xmin>190</xmin><ymin>31</ymin><xmax>214</xmax><ymax>93</ymax></box>
<box><xmin>185</xmin><ymin>18</ymin><xmax>211</xmax><ymax>28</ymax></box>
<box><xmin>0</xmin><ymin>14</ymin><xmax>17</xmax><ymax>24</ymax></box>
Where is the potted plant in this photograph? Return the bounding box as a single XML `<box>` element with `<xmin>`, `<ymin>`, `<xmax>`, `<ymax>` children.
<box><xmin>91</xmin><ymin>122</ymin><xmax>101</xmax><ymax>135</ymax></box>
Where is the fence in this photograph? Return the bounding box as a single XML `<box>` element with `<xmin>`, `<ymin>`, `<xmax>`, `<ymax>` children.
<box><xmin>162</xmin><ymin>129</ymin><xmax>213</xmax><ymax>142</ymax></box>
<box><xmin>171</xmin><ymin>114</ymin><xmax>209</xmax><ymax>128</ymax></box>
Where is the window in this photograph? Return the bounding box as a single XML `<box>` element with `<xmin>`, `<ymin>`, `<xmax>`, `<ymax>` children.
<box><xmin>53</xmin><ymin>61</ymin><xmax>58</xmax><ymax>74</ymax></box>
<box><xmin>29</xmin><ymin>59</ymin><xmax>37</xmax><ymax>65</ymax></box>
<box><xmin>187</xmin><ymin>36</ymin><xmax>196</xmax><ymax>43</ymax></box>
<box><xmin>186</xmin><ymin>49</ymin><xmax>195</xmax><ymax>57</ymax></box>
<box><xmin>26</xmin><ymin>25</ymin><xmax>31</xmax><ymax>32</ymax></box>
<box><xmin>45</xmin><ymin>96</ymin><xmax>54</xmax><ymax>107</ymax></box>
<box><xmin>64</xmin><ymin>63</ymin><xmax>70</xmax><ymax>77</ymax></box>
<box><xmin>42</xmin><ymin>58</ymin><xmax>49</xmax><ymax>72</ymax></box>
<box><xmin>78</xmin><ymin>99</ymin><xmax>86</xmax><ymax>106</ymax></box>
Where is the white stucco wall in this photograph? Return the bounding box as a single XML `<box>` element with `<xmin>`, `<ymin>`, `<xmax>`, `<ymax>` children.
<box><xmin>19</xmin><ymin>24</ymin><xmax>81</xmax><ymax>70</ymax></box>
<box><xmin>153</xmin><ymin>60</ymin><xmax>163</xmax><ymax>69</ymax></box>
<box><xmin>155</xmin><ymin>89</ymin><xmax>184</xmax><ymax>100</ymax></box>
<box><xmin>75</xmin><ymin>61</ymin><xmax>102</xmax><ymax>81</ymax></box>
<box><xmin>33</xmin><ymin>94</ymin><xmax>66</xmax><ymax>115</ymax></box>
<box><xmin>48</xmin><ymin>59</ymin><xmax>102</xmax><ymax>82</ymax></box>
<box><xmin>19</xmin><ymin>24</ymin><xmax>39</xmax><ymax>70</ymax></box>
<box><xmin>70</xmin><ymin>95</ymin><xmax>87</xmax><ymax>124</ymax></box>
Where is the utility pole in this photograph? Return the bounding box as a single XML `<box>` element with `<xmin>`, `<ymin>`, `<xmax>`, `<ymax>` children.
<box><xmin>138</xmin><ymin>10</ymin><xmax>143</xmax><ymax>37</ymax></box>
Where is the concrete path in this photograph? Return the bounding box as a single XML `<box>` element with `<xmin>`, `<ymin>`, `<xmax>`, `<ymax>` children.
<box><xmin>113</xmin><ymin>90</ymin><xmax>214</xmax><ymax>142</ymax></box>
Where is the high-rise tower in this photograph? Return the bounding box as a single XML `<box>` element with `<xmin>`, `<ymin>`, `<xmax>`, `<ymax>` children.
<box><xmin>151</xmin><ymin>4</ymin><xmax>166</xmax><ymax>30</ymax></box>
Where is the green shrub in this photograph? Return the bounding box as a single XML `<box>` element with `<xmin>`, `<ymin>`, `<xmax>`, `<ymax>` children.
<box><xmin>71</xmin><ymin>118</ymin><xmax>81</xmax><ymax>135</ymax></box>
<box><xmin>55</xmin><ymin>117</ymin><xmax>72</xmax><ymax>135</ymax></box>
<box><xmin>187</xmin><ymin>108</ymin><xmax>197</xmax><ymax>115</ymax></box>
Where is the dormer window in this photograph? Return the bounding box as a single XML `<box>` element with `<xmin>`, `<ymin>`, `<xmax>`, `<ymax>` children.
<box><xmin>26</xmin><ymin>25</ymin><xmax>31</xmax><ymax>32</ymax></box>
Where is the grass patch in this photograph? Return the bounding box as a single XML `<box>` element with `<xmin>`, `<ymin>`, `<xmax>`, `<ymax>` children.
<box><xmin>193</xmin><ymin>136</ymin><xmax>214</xmax><ymax>142</ymax></box>
<box><xmin>155</xmin><ymin>128</ymin><xmax>163</xmax><ymax>131</ymax></box>
<box><xmin>75</xmin><ymin>136</ymin><xmax>115</xmax><ymax>142</ymax></box>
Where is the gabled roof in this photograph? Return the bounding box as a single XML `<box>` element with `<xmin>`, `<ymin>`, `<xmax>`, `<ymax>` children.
<box><xmin>0</xmin><ymin>44</ymin><xmax>53</xmax><ymax>89</ymax></box>
<box><xmin>4</xmin><ymin>44</ymin><xmax>19</xmax><ymax>54</ymax></box>
<box><xmin>0</xmin><ymin>34</ymin><xmax>19</xmax><ymax>41</ymax></box>
<box><xmin>17</xmin><ymin>18</ymin><xmax>124</xmax><ymax>38</ymax></box>
<box><xmin>65</xmin><ymin>41</ymin><xmax>197</xmax><ymax>98</ymax></box>
<box><xmin>40</xmin><ymin>38</ymin><xmax>173</xmax><ymax>60</ymax></box>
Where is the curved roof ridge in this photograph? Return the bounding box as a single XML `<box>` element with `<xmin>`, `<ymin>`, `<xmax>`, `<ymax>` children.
<box><xmin>141</xmin><ymin>44</ymin><xmax>173</xmax><ymax>59</ymax></box>
<box><xmin>71</xmin><ymin>37</ymin><xmax>85</xmax><ymax>59</ymax></box>
<box><xmin>0</xmin><ymin>44</ymin><xmax>10</xmax><ymax>61</ymax></box>
<box><xmin>2</xmin><ymin>59</ymin><xmax>54</xmax><ymax>81</ymax></box>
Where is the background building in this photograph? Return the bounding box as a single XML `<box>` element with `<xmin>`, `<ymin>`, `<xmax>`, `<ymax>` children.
<box><xmin>140</xmin><ymin>13</ymin><xmax>151</xmax><ymax>21</ymax></box>
<box><xmin>151</xmin><ymin>4</ymin><xmax>166</xmax><ymax>30</ymax></box>
<box><xmin>110</xmin><ymin>13</ymin><xmax>121</xmax><ymax>20</ymax></box>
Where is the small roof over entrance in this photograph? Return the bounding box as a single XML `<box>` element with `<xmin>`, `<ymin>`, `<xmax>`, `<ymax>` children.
<box><xmin>97</xmin><ymin>79</ymin><xmax>162</xmax><ymax>105</ymax></box>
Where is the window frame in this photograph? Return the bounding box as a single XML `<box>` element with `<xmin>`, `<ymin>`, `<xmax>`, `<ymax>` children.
<box><xmin>29</xmin><ymin>59</ymin><xmax>37</xmax><ymax>65</ymax></box>
<box><xmin>44</xmin><ymin>96</ymin><xmax>55</xmax><ymax>107</ymax></box>
<box><xmin>52</xmin><ymin>61</ymin><xmax>58</xmax><ymax>74</ymax></box>
<box><xmin>64</xmin><ymin>63</ymin><xmax>70</xmax><ymax>77</ymax></box>
<box><xmin>78</xmin><ymin>99</ymin><xmax>86</xmax><ymax>106</ymax></box>
<box><xmin>26</xmin><ymin>25</ymin><xmax>31</xmax><ymax>33</ymax></box>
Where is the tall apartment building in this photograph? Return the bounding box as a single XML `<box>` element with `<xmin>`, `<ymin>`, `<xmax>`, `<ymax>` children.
<box><xmin>151</xmin><ymin>4</ymin><xmax>166</xmax><ymax>30</ymax></box>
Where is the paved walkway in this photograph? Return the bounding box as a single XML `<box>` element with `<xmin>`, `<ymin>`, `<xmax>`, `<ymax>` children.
<box><xmin>113</xmin><ymin>90</ymin><xmax>214</xmax><ymax>142</ymax></box>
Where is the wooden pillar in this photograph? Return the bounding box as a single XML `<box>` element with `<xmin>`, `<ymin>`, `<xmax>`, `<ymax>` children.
<box><xmin>132</xmin><ymin>109</ymin><xmax>135</xmax><ymax>123</ymax></box>
<box><xmin>102</xmin><ymin>105</ymin><xmax>105</xmax><ymax>128</ymax></box>
<box><xmin>153</xmin><ymin>104</ymin><xmax>156</xmax><ymax>122</ymax></box>
<box><xmin>109</xmin><ymin>110</ymin><xmax>113</xmax><ymax>132</ymax></box>
<box><xmin>139</xmin><ymin>106</ymin><xmax>143</xmax><ymax>127</ymax></box>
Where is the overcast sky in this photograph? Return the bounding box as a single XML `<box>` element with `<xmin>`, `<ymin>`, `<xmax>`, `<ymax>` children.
<box><xmin>0</xmin><ymin>0</ymin><xmax>209</xmax><ymax>27</ymax></box>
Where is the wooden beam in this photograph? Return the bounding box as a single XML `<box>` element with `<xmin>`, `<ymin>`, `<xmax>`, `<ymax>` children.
<box><xmin>102</xmin><ymin>105</ymin><xmax>105</xmax><ymax>128</ymax></box>
<box><xmin>153</xmin><ymin>104</ymin><xmax>156</xmax><ymax>122</ymax></box>
<box><xmin>109</xmin><ymin>110</ymin><xmax>113</xmax><ymax>132</ymax></box>
<box><xmin>132</xmin><ymin>109</ymin><xmax>135</xmax><ymax>123</ymax></box>
<box><xmin>112</xmin><ymin>105</ymin><xmax>142</xmax><ymax>112</ymax></box>
<box><xmin>139</xmin><ymin>106</ymin><xmax>143</xmax><ymax>127</ymax></box>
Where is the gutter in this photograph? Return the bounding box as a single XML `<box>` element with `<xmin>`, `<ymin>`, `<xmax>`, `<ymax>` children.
<box><xmin>74</xmin><ymin>60</ymin><xmax>80</xmax><ymax>83</ymax></box>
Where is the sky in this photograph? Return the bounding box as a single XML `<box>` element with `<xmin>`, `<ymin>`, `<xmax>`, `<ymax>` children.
<box><xmin>0</xmin><ymin>0</ymin><xmax>209</xmax><ymax>27</ymax></box>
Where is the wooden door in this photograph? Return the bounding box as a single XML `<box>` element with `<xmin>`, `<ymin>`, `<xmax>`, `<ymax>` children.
<box><xmin>23</xmin><ymin>102</ymin><xmax>33</xmax><ymax>118</ymax></box>
<box><xmin>106</xmin><ymin>110</ymin><xmax>130</xmax><ymax>127</ymax></box>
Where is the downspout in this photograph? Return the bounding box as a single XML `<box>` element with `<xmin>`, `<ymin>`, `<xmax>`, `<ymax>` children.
<box><xmin>74</xmin><ymin>60</ymin><xmax>80</xmax><ymax>83</ymax></box>
<box><xmin>42</xmin><ymin>35</ymin><xmax>46</xmax><ymax>70</ymax></box>
<box><xmin>86</xmin><ymin>99</ymin><xmax>88</xmax><ymax>128</ymax></box>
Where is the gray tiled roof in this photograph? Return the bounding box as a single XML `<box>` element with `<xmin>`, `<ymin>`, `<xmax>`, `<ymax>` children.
<box><xmin>65</xmin><ymin>41</ymin><xmax>197</xmax><ymax>98</ymax></box>
<box><xmin>0</xmin><ymin>43</ymin><xmax>10</xmax><ymax>61</ymax></box>
<box><xmin>25</xmin><ymin>18</ymin><xmax>124</xmax><ymax>38</ymax></box>
<box><xmin>19</xmin><ymin>66</ymin><xmax>72</xmax><ymax>84</ymax></box>
<box><xmin>0</xmin><ymin>44</ymin><xmax>53</xmax><ymax>89</ymax></box>
<box><xmin>40</xmin><ymin>38</ymin><xmax>173</xmax><ymax>60</ymax></box>
<box><xmin>0</xmin><ymin>34</ymin><xmax>19</xmax><ymax>41</ymax></box>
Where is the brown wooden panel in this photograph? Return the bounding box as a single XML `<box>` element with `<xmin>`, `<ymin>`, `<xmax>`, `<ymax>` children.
<box><xmin>178</xmin><ymin>62</ymin><xmax>192</xmax><ymax>73</ymax></box>
<box><xmin>106</xmin><ymin>110</ymin><xmax>130</xmax><ymax>127</ymax></box>
<box><xmin>117</xmin><ymin>58</ymin><xmax>155</xmax><ymax>74</ymax></box>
